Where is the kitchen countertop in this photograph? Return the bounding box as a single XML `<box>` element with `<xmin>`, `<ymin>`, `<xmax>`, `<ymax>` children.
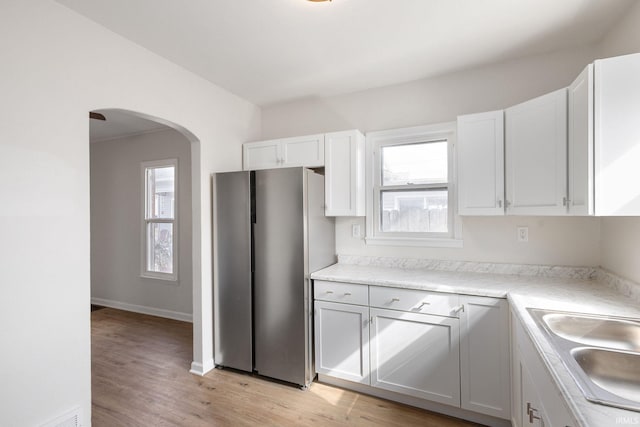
<box><xmin>311</xmin><ymin>262</ymin><xmax>640</xmax><ymax>427</ymax></box>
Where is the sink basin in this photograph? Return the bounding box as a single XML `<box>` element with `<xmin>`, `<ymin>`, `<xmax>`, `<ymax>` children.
<box><xmin>527</xmin><ymin>308</ymin><xmax>640</xmax><ymax>412</ymax></box>
<box><xmin>541</xmin><ymin>312</ymin><xmax>640</xmax><ymax>352</ymax></box>
<box><xmin>572</xmin><ymin>347</ymin><xmax>640</xmax><ymax>404</ymax></box>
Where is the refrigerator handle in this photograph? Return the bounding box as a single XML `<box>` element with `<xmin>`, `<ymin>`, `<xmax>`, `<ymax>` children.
<box><xmin>250</xmin><ymin>171</ymin><xmax>256</xmax><ymax>224</ymax></box>
<box><xmin>251</xmin><ymin>223</ymin><xmax>255</xmax><ymax>273</ymax></box>
<box><xmin>250</xmin><ymin>171</ymin><xmax>256</xmax><ymax>273</ymax></box>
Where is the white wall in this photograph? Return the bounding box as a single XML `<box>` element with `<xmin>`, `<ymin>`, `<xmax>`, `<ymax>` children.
<box><xmin>596</xmin><ymin>1</ymin><xmax>640</xmax><ymax>283</ymax></box>
<box><xmin>91</xmin><ymin>129</ymin><xmax>192</xmax><ymax>320</ymax></box>
<box><xmin>262</xmin><ymin>46</ymin><xmax>602</xmax><ymax>267</ymax></box>
<box><xmin>597</xmin><ymin>0</ymin><xmax>640</xmax><ymax>59</ymax></box>
<box><xmin>262</xmin><ymin>46</ymin><xmax>598</xmax><ymax>138</ymax></box>
<box><xmin>0</xmin><ymin>1</ymin><xmax>260</xmax><ymax>425</ymax></box>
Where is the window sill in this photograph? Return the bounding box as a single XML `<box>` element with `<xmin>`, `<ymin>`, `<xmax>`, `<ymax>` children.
<box><xmin>140</xmin><ymin>273</ymin><xmax>179</xmax><ymax>283</ymax></box>
<box><xmin>365</xmin><ymin>236</ymin><xmax>464</xmax><ymax>248</ymax></box>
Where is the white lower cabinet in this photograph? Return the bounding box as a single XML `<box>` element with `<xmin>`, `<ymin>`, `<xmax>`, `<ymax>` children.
<box><xmin>314</xmin><ymin>300</ymin><xmax>369</xmax><ymax>384</ymax></box>
<box><xmin>314</xmin><ymin>281</ymin><xmax>511</xmax><ymax>422</ymax></box>
<box><xmin>511</xmin><ymin>311</ymin><xmax>577</xmax><ymax>427</ymax></box>
<box><xmin>459</xmin><ymin>296</ymin><xmax>510</xmax><ymax>419</ymax></box>
<box><xmin>519</xmin><ymin>358</ymin><xmax>546</xmax><ymax>427</ymax></box>
<box><xmin>370</xmin><ymin>307</ymin><xmax>460</xmax><ymax>406</ymax></box>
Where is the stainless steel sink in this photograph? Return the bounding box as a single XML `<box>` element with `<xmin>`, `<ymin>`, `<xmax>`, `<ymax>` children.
<box><xmin>572</xmin><ymin>347</ymin><xmax>640</xmax><ymax>403</ymax></box>
<box><xmin>528</xmin><ymin>308</ymin><xmax>640</xmax><ymax>412</ymax></box>
<box><xmin>541</xmin><ymin>312</ymin><xmax>640</xmax><ymax>351</ymax></box>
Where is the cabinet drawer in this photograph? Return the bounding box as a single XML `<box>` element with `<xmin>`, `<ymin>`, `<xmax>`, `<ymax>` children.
<box><xmin>314</xmin><ymin>281</ymin><xmax>368</xmax><ymax>306</ymax></box>
<box><xmin>369</xmin><ymin>286</ymin><xmax>460</xmax><ymax>317</ymax></box>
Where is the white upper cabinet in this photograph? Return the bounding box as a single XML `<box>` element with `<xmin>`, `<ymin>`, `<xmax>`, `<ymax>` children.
<box><xmin>324</xmin><ymin>130</ymin><xmax>365</xmax><ymax>216</ymax></box>
<box><xmin>243</xmin><ymin>134</ymin><xmax>324</xmax><ymax>170</ymax></box>
<box><xmin>457</xmin><ymin>110</ymin><xmax>505</xmax><ymax>215</ymax></box>
<box><xmin>568</xmin><ymin>64</ymin><xmax>594</xmax><ymax>215</ymax></box>
<box><xmin>594</xmin><ymin>53</ymin><xmax>640</xmax><ymax>215</ymax></box>
<box><xmin>243</xmin><ymin>139</ymin><xmax>281</xmax><ymax>170</ymax></box>
<box><xmin>281</xmin><ymin>134</ymin><xmax>325</xmax><ymax>167</ymax></box>
<box><xmin>505</xmin><ymin>88</ymin><xmax>568</xmax><ymax>215</ymax></box>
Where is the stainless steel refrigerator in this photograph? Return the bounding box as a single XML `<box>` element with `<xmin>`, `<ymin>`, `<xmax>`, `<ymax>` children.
<box><xmin>212</xmin><ymin>167</ymin><xmax>335</xmax><ymax>388</ymax></box>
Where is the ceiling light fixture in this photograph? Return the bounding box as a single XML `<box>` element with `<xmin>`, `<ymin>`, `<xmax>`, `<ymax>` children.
<box><xmin>308</xmin><ymin>0</ymin><xmax>332</xmax><ymax>2</ymax></box>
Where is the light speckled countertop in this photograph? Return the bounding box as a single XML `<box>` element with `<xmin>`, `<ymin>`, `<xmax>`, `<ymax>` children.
<box><xmin>311</xmin><ymin>262</ymin><xmax>640</xmax><ymax>427</ymax></box>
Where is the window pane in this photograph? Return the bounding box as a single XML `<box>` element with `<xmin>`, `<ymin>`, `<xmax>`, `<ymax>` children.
<box><xmin>146</xmin><ymin>166</ymin><xmax>175</xmax><ymax>219</ymax></box>
<box><xmin>382</xmin><ymin>141</ymin><xmax>447</xmax><ymax>186</ymax></box>
<box><xmin>381</xmin><ymin>190</ymin><xmax>448</xmax><ymax>233</ymax></box>
<box><xmin>147</xmin><ymin>222</ymin><xmax>173</xmax><ymax>274</ymax></box>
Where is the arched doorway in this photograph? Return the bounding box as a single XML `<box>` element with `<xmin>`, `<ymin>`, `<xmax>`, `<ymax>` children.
<box><xmin>90</xmin><ymin>108</ymin><xmax>201</xmax><ymax>362</ymax></box>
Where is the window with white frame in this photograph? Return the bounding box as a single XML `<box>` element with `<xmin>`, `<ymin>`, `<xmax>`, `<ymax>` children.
<box><xmin>142</xmin><ymin>159</ymin><xmax>178</xmax><ymax>280</ymax></box>
<box><xmin>366</xmin><ymin>123</ymin><xmax>462</xmax><ymax>247</ymax></box>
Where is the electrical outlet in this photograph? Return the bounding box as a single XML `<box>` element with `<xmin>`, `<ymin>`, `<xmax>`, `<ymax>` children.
<box><xmin>517</xmin><ymin>226</ymin><xmax>529</xmax><ymax>242</ymax></box>
<box><xmin>352</xmin><ymin>224</ymin><xmax>361</xmax><ymax>238</ymax></box>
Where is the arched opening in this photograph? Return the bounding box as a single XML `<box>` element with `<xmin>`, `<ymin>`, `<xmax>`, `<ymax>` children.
<box><xmin>87</xmin><ymin>108</ymin><xmax>202</xmax><ymax>382</ymax></box>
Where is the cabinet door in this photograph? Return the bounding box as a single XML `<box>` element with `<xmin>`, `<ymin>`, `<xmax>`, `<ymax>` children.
<box><xmin>568</xmin><ymin>64</ymin><xmax>594</xmax><ymax>216</ymax></box>
<box><xmin>457</xmin><ymin>111</ymin><xmax>505</xmax><ymax>215</ymax></box>
<box><xmin>459</xmin><ymin>296</ymin><xmax>510</xmax><ymax>419</ymax></box>
<box><xmin>243</xmin><ymin>140</ymin><xmax>281</xmax><ymax>170</ymax></box>
<box><xmin>519</xmin><ymin>359</ymin><xmax>545</xmax><ymax>427</ymax></box>
<box><xmin>595</xmin><ymin>53</ymin><xmax>640</xmax><ymax>215</ymax></box>
<box><xmin>506</xmin><ymin>89</ymin><xmax>568</xmax><ymax>215</ymax></box>
<box><xmin>370</xmin><ymin>308</ymin><xmax>460</xmax><ymax>406</ymax></box>
<box><xmin>314</xmin><ymin>301</ymin><xmax>370</xmax><ymax>384</ymax></box>
<box><xmin>325</xmin><ymin>130</ymin><xmax>365</xmax><ymax>216</ymax></box>
<box><xmin>513</xmin><ymin>311</ymin><xmax>578</xmax><ymax>427</ymax></box>
<box><xmin>281</xmin><ymin>134</ymin><xmax>325</xmax><ymax>168</ymax></box>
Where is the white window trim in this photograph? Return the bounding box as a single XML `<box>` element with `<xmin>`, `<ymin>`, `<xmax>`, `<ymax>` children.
<box><xmin>141</xmin><ymin>158</ymin><xmax>179</xmax><ymax>282</ymax></box>
<box><xmin>365</xmin><ymin>122</ymin><xmax>463</xmax><ymax>248</ymax></box>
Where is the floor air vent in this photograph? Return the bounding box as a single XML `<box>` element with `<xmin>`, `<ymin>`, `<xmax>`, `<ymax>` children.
<box><xmin>41</xmin><ymin>407</ymin><xmax>83</xmax><ymax>427</ymax></box>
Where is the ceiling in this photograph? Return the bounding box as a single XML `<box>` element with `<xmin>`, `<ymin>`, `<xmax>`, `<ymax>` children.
<box><xmin>90</xmin><ymin>110</ymin><xmax>168</xmax><ymax>142</ymax></box>
<box><xmin>59</xmin><ymin>0</ymin><xmax>634</xmax><ymax>107</ymax></box>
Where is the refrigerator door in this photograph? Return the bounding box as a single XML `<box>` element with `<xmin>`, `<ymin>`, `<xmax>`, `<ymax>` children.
<box><xmin>253</xmin><ymin>168</ymin><xmax>308</xmax><ymax>386</ymax></box>
<box><xmin>213</xmin><ymin>171</ymin><xmax>253</xmax><ymax>372</ymax></box>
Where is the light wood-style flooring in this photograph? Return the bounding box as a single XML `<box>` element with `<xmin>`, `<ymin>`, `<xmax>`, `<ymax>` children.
<box><xmin>92</xmin><ymin>308</ymin><xmax>481</xmax><ymax>426</ymax></box>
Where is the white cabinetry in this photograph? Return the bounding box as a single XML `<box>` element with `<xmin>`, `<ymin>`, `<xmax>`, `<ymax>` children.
<box><xmin>568</xmin><ymin>64</ymin><xmax>594</xmax><ymax>215</ymax></box>
<box><xmin>459</xmin><ymin>296</ymin><xmax>510</xmax><ymax>419</ymax></box>
<box><xmin>314</xmin><ymin>281</ymin><xmax>511</xmax><ymax>422</ymax></box>
<box><xmin>243</xmin><ymin>134</ymin><xmax>324</xmax><ymax>170</ymax></box>
<box><xmin>511</xmin><ymin>311</ymin><xmax>576</xmax><ymax>427</ymax></box>
<box><xmin>314</xmin><ymin>281</ymin><xmax>369</xmax><ymax>384</ymax></box>
<box><xmin>370</xmin><ymin>307</ymin><xmax>460</xmax><ymax>406</ymax></box>
<box><xmin>314</xmin><ymin>301</ymin><xmax>369</xmax><ymax>384</ymax></box>
<box><xmin>243</xmin><ymin>139</ymin><xmax>281</xmax><ymax>170</ymax></box>
<box><xmin>324</xmin><ymin>130</ymin><xmax>365</xmax><ymax>216</ymax></box>
<box><xmin>566</xmin><ymin>53</ymin><xmax>640</xmax><ymax>216</ymax></box>
<box><xmin>244</xmin><ymin>129</ymin><xmax>366</xmax><ymax>217</ymax></box>
<box><xmin>518</xmin><ymin>358</ymin><xmax>545</xmax><ymax>427</ymax></box>
<box><xmin>457</xmin><ymin>111</ymin><xmax>505</xmax><ymax>215</ymax></box>
<box><xmin>594</xmin><ymin>53</ymin><xmax>640</xmax><ymax>215</ymax></box>
<box><xmin>505</xmin><ymin>89</ymin><xmax>568</xmax><ymax>215</ymax></box>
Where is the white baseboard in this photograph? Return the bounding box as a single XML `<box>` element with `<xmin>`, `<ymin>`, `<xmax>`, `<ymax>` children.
<box><xmin>190</xmin><ymin>358</ymin><xmax>215</xmax><ymax>376</ymax></box>
<box><xmin>91</xmin><ymin>297</ymin><xmax>192</xmax><ymax>323</ymax></box>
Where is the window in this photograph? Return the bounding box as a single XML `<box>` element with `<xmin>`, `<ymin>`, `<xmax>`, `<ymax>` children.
<box><xmin>142</xmin><ymin>159</ymin><xmax>178</xmax><ymax>280</ymax></box>
<box><xmin>366</xmin><ymin>123</ymin><xmax>462</xmax><ymax>247</ymax></box>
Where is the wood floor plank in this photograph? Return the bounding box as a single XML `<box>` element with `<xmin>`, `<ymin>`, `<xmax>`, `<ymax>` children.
<box><xmin>92</xmin><ymin>308</ymin><xmax>482</xmax><ymax>426</ymax></box>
